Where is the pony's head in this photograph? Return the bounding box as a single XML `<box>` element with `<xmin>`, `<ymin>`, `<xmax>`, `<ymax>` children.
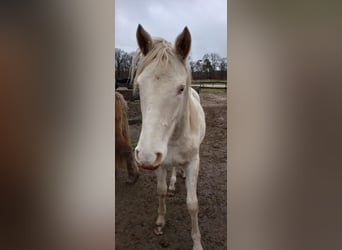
<box><xmin>132</xmin><ymin>24</ymin><xmax>192</xmax><ymax>170</ymax></box>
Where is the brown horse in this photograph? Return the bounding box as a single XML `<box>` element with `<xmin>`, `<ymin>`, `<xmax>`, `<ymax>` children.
<box><xmin>115</xmin><ymin>91</ymin><xmax>139</xmax><ymax>183</ymax></box>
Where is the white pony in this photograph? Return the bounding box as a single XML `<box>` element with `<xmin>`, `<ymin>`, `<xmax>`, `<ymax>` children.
<box><xmin>131</xmin><ymin>24</ymin><xmax>206</xmax><ymax>250</ymax></box>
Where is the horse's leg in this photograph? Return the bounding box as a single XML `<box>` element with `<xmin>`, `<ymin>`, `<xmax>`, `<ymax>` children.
<box><xmin>185</xmin><ymin>156</ymin><xmax>203</xmax><ymax>250</ymax></box>
<box><xmin>154</xmin><ymin>167</ymin><xmax>167</xmax><ymax>235</ymax></box>
<box><xmin>167</xmin><ymin>167</ymin><xmax>177</xmax><ymax>196</ymax></box>
<box><xmin>125</xmin><ymin>150</ymin><xmax>139</xmax><ymax>184</ymax></box>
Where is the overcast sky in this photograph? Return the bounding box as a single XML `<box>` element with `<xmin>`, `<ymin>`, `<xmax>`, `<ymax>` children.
<box><xmin>115</xmin><ymin>0</ymin><xmax>227</xmax><ymax>61</ymax></box>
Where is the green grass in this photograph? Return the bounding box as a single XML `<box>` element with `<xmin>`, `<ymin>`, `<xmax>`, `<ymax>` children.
<box><xmin>200</xmin><ymin>88</ymin><xmax>226</xmax><ymax>93</ymax></box>
<box><xmin>130</xmin><ymin>100</ymin><xmax>140</xmax><ymax>105</ymax></box>
<box><xmin>192</xmin><ymin>79</ymin><xmax>227</xmax><ymax>83</ymax></box>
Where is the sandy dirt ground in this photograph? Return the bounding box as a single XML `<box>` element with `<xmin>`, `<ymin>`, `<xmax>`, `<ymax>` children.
<box><xmin>115</xmin><ymin>92</ymin><xmax>227</xmax><ymax>249</ymax></box>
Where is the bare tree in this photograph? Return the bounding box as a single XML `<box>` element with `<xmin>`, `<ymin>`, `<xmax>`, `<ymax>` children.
<box><xmin>194</xmin><ymin>60</ymin><xmax>202</xmax><ymax>72</ymax></box>
<box><xmin>219</xmin><ymin>57</ymin><xmax>227</xmax><ymax>71</ymax></box>
<box><xmin>116</xmin><ymin>47</ymin><xmax>227</xmax><ymax>81</ymax></box>
<box><xmin>115</xmin><ymin>48</ymin><xmax>124</xmax><ymax>79</ymax></box>
<box><xmin>115</xmin><ymin>48</ymin><xmax>132</xmax><ymax>79</ymax></box>
<box><xmin>219</xmin><ymin>57</ymin><xmax>227</xmax><ymax>79</ymax></box>
<box><xmin>209</xmin><ymin>53</ymin><xmax>221</xmax><ymax>71</ymax></box>
<box><xmin>202</xmin><ymin>54</ymin><xmax>214</xmax><ymax>79</ymax></box>
<box><xmin>189</xmin><ymin>60</ymin><xmax>196</xmax><ymax>73</ymax></box>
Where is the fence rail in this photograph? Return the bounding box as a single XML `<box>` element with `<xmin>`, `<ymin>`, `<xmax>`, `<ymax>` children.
<box><xmin>191</xmin><ymin>80</ymin><xmax>227</xmax><ymax>89</ymax></box>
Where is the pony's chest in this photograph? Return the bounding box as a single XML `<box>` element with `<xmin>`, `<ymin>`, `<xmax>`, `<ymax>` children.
<box><xmin>163</xmin><ymin>142</ymin><xmax>197</xmax><ymax>166</ymax></box>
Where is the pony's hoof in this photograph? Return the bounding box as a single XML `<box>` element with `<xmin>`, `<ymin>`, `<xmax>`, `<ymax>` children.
<box><xmin>126</xmin><ymin>173</ymin><xmax>139</xmax><ymax>184</ymax></box>
<box><xmin>154</xmin><ymin>225</ymin><xmax>164</xmax><ymax>236</ymax></box>
<box><xmin>167</xmin><ymin>189</ymin><xmax>175</xmax><ymax>197</ymax></box>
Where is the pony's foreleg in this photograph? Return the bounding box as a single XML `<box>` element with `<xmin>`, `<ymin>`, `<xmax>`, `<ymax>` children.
<box><xmin>167</xmin><ymin>167</ymin><xmax>177</xmax><ymax>196</ymax></box>
<box><xmin>154</xmin><ymin>167</ymin><xmax>167</xmax><ymax>235</ymax></box>
<box><xmin>185</xmin><ymin>156</ymin><xmax>203</xmax><ymax>250</ymax></box>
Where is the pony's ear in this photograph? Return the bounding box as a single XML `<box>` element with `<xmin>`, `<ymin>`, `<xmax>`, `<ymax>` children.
<box><xmin>136</xmin><ymin>24</ymin><xmax>153</xmax><ymax>56</ymax></box>
<box><xmin>175</xmin><ymin>26</ymin><xmax>191</xmax><ymax>60</ymax></box>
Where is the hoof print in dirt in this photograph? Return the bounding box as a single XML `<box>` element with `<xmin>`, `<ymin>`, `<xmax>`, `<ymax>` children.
<box><xmin>154</xmin><ymin>224</ymin><xmax>164</xmax><ymax>236</ymax></box>
<box><xmin>159</xmin><ymin>239</ymin><xmax>170</xmax><ymax>248</ymax></box>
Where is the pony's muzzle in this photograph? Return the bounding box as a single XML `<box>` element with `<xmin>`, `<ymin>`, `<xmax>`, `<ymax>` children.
<box><xmin>135</xmin><ymin>150</ymin><xmax>163</xmax><ymax>170</ymax></box>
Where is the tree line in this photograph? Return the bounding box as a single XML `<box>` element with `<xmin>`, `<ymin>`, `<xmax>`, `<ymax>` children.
<box><xmin>115</xmin><ymin>48</ymin><xmax>227</xmax><ymax>81</ymax></box>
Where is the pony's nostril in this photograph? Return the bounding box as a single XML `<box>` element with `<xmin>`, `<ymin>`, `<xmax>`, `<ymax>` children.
<box><xmin>154</xmin><ymin>152</ymin><xmax>163</xmax><ymax>166</ymax></box>
<box><xmin>134</xmin><ymin>150</ymin><xmax>162</xmax><ymax>168</ymax></box>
